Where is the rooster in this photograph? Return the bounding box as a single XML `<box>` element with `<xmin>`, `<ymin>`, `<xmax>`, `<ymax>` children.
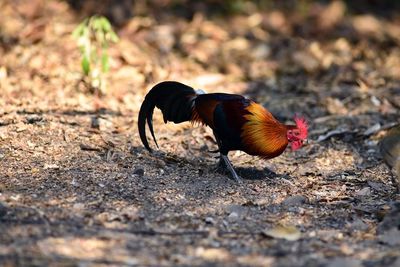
<box><xmin>138</xmin><ymin>81</ymin><xmax>308</xmax><ymax>182</ymax></box>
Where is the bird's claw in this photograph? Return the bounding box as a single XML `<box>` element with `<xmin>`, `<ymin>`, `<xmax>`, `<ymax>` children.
<box><xmin>231</xmin><ymin>172</ymin><xmax>243</xmax><ymax>184</ymax></box>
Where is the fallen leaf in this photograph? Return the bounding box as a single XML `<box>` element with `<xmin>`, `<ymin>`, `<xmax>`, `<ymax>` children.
<box><xmin>44</xmin><ymin>163</ymin><xmax>60</xmax><ymax>170</ymax></box>
<box><xmin>262</xmin><ymin>225</ymin><xmax>301</xmax><ymax>241</ymax></box>
<box><xmin>195</xmin><ymin>247</ymin><xmax>231</xmax><ymax>261</ymax></box>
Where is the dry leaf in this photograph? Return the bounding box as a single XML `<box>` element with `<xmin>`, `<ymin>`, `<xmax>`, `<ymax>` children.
<box><xmin>263</xmin><ymin>225</ymin><xmax>301</xmax><ymax>241</ymax></box>
<box><xmin>195</xmin><ymin>247</ymin><xmax>231</xmax><ymax>261</ymax></box>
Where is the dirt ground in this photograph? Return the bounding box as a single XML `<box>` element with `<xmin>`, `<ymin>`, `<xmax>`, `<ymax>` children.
<box><xmin>1</xmin><ymin>1</ymin><xmax>400</xmax><ymax>266</ymax></box>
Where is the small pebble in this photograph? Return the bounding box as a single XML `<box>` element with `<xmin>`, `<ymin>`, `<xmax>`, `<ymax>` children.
<box><xmin>205</xmin><ymin>217</ymin><xmax>215</xmax><ymax>224</ymax></box>
<box><xmin>227</xmin><ymin>212</ymin><xmax>239</xmax><ymax>222</ymax></box>
<box><xmin>91</xmin><ymin>116</ymin><xmax>100</xmax><ymax>129</ymax></box>
<box><xmin>133</xmin><ymin>168</ymin><xmax>145</xmax><ymax>177</ymax></box>
<box><xmin>282</xmin><ymin>195</ymin><xmax>308</xmax><ymax>206</ymax></box>
<box><xmin>26</xmin><ymin>115</ymin><xmax>43</xmax><ymax>124</ymax></box>
<box><xmin>72</xmin><ymin>203</ymin><xmax>85</xmax><ymax>211</ymax></box>
<box><xmin>355</xmin><ymin>187</ymin><xmax>371</xmax><ymax>196</ymax></box>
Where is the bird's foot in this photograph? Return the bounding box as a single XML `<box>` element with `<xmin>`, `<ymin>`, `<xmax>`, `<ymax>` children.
<box><xmin>216</xmin><ymin>155</ymin><xmax>242</xmax><ymax>184</ymax></box>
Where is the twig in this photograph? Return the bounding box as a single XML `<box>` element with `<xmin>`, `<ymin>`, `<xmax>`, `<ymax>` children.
<box><xmin>79</xmin><ymin>144</ymin><xmax>103</xmax><ymax>152</ymax></box>
<box><xmin>93</xmin><ymin>227</ymin><xmax>261</xmax><ymax>239</ymax></box>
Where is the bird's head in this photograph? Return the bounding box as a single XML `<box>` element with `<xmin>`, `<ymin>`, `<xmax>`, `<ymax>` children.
<box><xmin>287</xmin><ymin>116</ymin><xmax>308</xmax><ymax>151</ymax></box>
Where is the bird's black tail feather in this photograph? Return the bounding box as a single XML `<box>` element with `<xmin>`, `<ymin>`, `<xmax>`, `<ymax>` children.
<box><xmin>138</xmin><ymin>81</ymin><xmax>198</xmax><ymax>151</ymax></box>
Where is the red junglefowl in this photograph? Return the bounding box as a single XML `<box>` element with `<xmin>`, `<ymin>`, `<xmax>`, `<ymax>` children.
<box><xmin>138</xmin><ymin>81</ymin><xmax>308</xmax><ymax>183</ymax></box>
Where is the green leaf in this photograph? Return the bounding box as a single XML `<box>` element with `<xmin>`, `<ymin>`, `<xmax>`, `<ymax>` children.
<box><xmin>96</xmin><ymin>30</ymin><xmax>105</xmax><ymax>44</ymax></box>
<box><xmin>81</xmin><ymin>26</ymin><xmax>90</xmax><ymax>40</ymax></box>
<box><xmin>72</xmin><ymin>22</ymin><xmax>86</xmax><ymax>38</ymax></box>
<box><xmin>100</xmin><ymin>17</ymin><xmax>112</xmax><ymax>32</ymax></box>
<box><xmin>92</xmin><ymin>16</ymin><xmax>102</xmax><ymax>31</ymax></box>
<box><xmin>82</xmin><ymin>54</ymin><xmax>91</xmax><ymax>76</ymax></box>
<box><xmin>108</xmin><ymin>31</ymin><xmax>119</xmax><ymax>43</ymax></box>
<box><xmin>101</xmin><ymin>53</ymin><xmax>109</xmax><ymax>73</ymax></box>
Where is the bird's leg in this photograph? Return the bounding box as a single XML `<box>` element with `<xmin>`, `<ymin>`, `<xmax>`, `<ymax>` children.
<box><xmin>212</xmin><ymin>131</ymin><xmax>242</xmax><ymax>183</ymax></box>
<box><xmin>220</xmin><ymin>154</ymin><xmax>242</xmax><ymax>184</ymax></box>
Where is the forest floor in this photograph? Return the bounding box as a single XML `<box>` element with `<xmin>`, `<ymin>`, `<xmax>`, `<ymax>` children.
<box><xmin>0</xmin><ymin>1</ymin><xmax>400</xmax><ymax>266</ymax></box>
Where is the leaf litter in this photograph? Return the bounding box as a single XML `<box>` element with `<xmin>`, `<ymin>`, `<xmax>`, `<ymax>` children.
<box><xmin>0</xmin><ymin>0</ymin><xmax>400</xmax><ymax>266</ymax></box>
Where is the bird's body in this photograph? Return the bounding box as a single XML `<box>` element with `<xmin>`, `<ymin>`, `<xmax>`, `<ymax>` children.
<box><xmin>193</xmin><ymin>93</ymin><xmax>290</xmax><ymax>157</ymax></box>
<box><xmin>138</xmin><ymin>81</ymin><xmax>308</xmax><ymax>182</ymax></box>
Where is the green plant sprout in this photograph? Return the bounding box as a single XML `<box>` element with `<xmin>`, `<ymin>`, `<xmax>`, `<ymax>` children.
<box><xmin>72</xmin><ymin>15</ymin><xmax>119</xmax><ymax>94</ymax></box>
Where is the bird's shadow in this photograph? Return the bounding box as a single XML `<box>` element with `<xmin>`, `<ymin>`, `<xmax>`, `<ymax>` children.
<box><xmin>224</xmin><ymin>166</ymin><xmax>279</xmax><ymax>181</ymax></box>
<box><xmin>136</xmin><ymin>147</ymin><xmax>283</xmax><ymax>182</ymax></box>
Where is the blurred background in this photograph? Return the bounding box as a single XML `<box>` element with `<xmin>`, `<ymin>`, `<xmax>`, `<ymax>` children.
<box><xmin>1</xmin><ymin>1</ymin><xmax>400</xmax><ymax>266</ymax></box>
<box><xmin>1</xmin><ymin>0</ymin><xmax>399</xmax><ymax>116</ymax></box>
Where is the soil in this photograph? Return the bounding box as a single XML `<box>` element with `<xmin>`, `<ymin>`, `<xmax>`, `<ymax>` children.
<box><xmin>0</xmin><ymin>1</ymin><xmax>400</xmax><ymax>266</ymax></box>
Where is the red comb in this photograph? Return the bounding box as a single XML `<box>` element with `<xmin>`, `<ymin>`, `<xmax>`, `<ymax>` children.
<box><xmin>294</xmin><ymin>116</ymin><xmax>308</xmax><ymax>140</ymax></box>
